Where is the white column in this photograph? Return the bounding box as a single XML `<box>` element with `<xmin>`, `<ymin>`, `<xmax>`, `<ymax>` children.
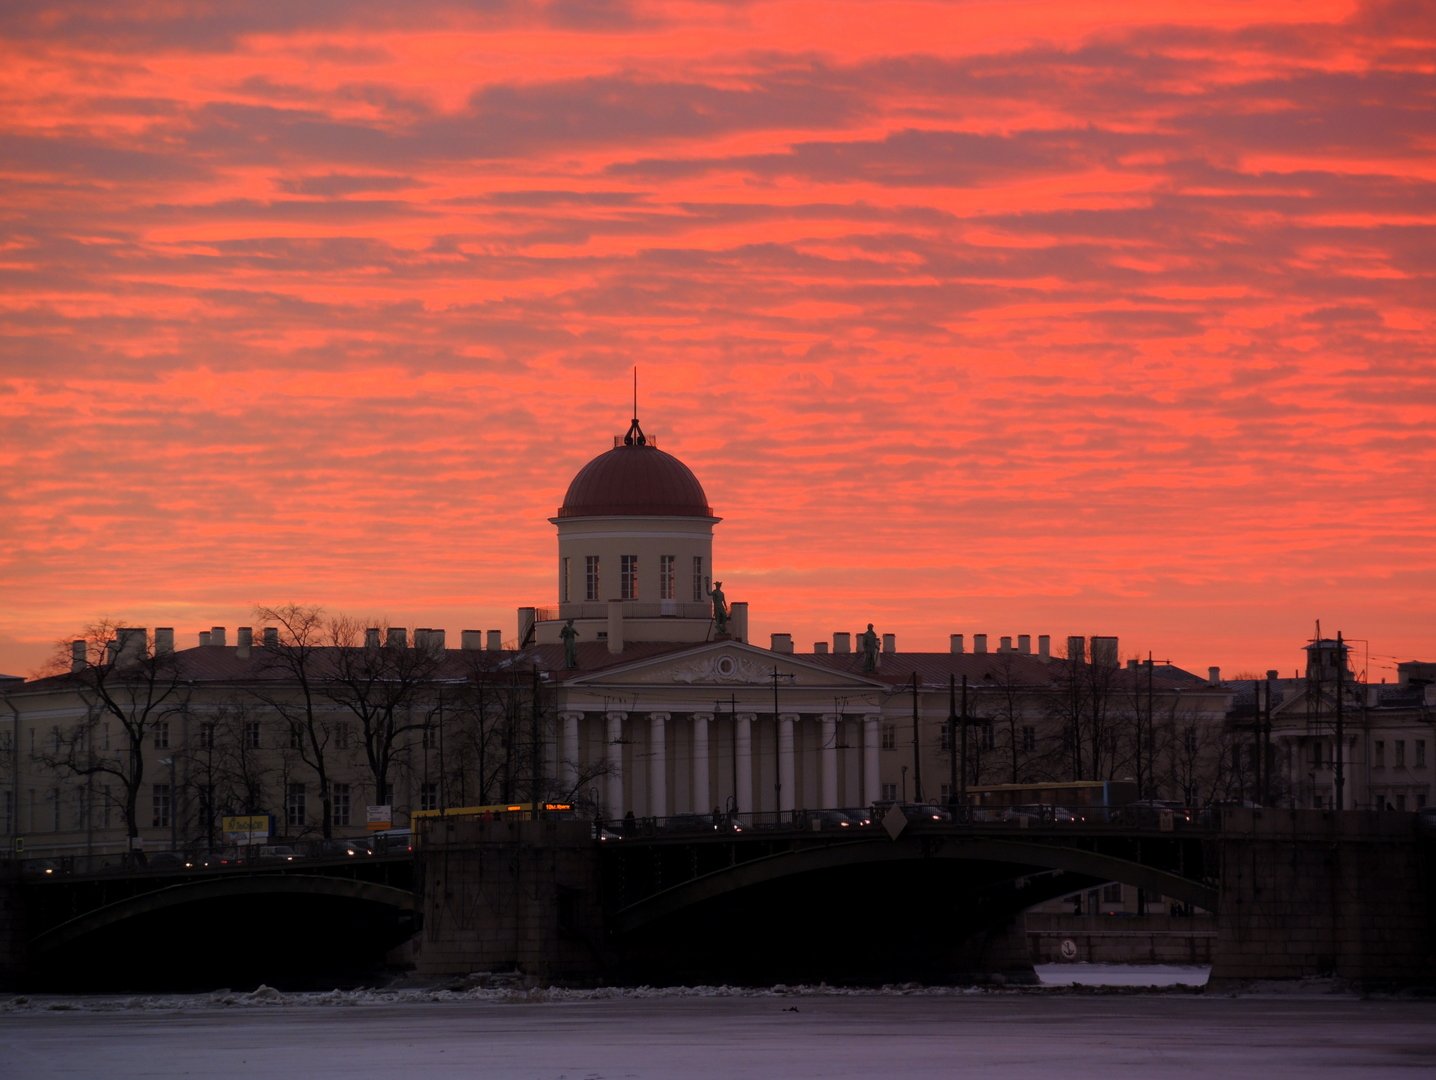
<box><xmin>649</xmin><ymin>712</ymin><xmax>669</xmax><ymax>819</ymax></box>
<box><xmin>561</xmin><ymin>711</ymin><xmax>581</xmax><ymax>798</ymax></box>
<box><xmin>692</xmin><ymin>713</ymin><xmax>712</xmax><ymax>815</ymax></box>
<box><xmin>605</xmin><ymin>711</ymin><xmax>626</xmax><ymax>818</ymax></box>
<box><xmin>735</xmin><ymin>712</ymin><xmax>754</xmax><ymax>817</ymax></box>
<box><xmin>779</xmin><ymin>713</ymin><xmax>797</xmax><ymax>817</ymax></box>
<box><xmin>863</xmin><ymin>714</ymin><xmax>881</xmax><ymax>806</ymax></box>
<box><xmin>821</xmin><ymin>713</ymin><xmax>839</xmax><ymax>809</ymax></box>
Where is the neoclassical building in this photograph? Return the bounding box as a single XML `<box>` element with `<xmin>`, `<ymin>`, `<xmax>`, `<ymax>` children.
<box><xmin>5</xmin><ymin>413</ymin><xmax>1426</xmax><ymax>868</ymax></box>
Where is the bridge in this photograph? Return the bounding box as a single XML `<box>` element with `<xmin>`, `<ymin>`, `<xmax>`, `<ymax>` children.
<box><xmin>4</xmin><ymin>853</ymin><xmax>418</xmax><ymax>992</ymax></box>
<box><xmin>3</xmin><ymin>808</ymin><xmax>1430</xmax><ymax>991</ymax></box>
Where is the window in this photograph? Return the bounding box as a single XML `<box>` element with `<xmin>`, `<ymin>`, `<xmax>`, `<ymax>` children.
<box><xmin>940</xmin><ymin>724</ymin><xmax>951</xmax><ymax>752</ymax></box>
<box><xmin>421</xmin><ymin>724</ymin><xmax>436</xmax><ymax>751</ymax></box>
<box><xmin>585</xmin><ymin>555</ymin><xmax>601</xmax><ymax>601</ymax></box>
<box><xmin>290</xmin><ymin>724</ymin><xmax>305</xmax><ymax>751</ymax></box>
<box><xmin>152</xmin><ymin>721</ymin><xmax>170</xmax><ymax>750</ymax></box>
<box><xmin>660</xmin><ymin>555</ymin><xmax>676</xmax><ymax>600</ymax></box>
<box><xmin>1417</xmin><ymin>740</ymin><xmax>1427</xmax><ymax>768</ymax></box>
<box><xmin>1311</xmin><ymin>741</ymin><xmax>1323</xmax><ymax>768</ymax></box>
<box><xmin>420</xmin><ymin>782</ymin><xmax>440</xmax><ymax>812</ymax></box>
<box><xmin>151</xmin><ymin>783</ymin><xmax>172</xmax><ymax>828</ymax></box>
<box><xmin>51</xmin><ymin>786</ymin><xmax>61</xmax><ymax>831</ymax></box>
<box><xmin>1</xmin><ymin>789</ymin><xmax>11</xmax><ymax>834</ymax></box>
<box><xmin>1021</xmin><ymin>726</ymin><xmax>1036</xmax><ymax>752</ymax></box>
<box><xmin>245</xmin><ymin>721</ymin><xmax>261</xmax><ymax>749</ymax></box>
<box><xmin>1396</xmin><ymin>740</ymin><xmax>1406</xmax><ymax>767</ymax></box>
<box><xmin>880</xmin><ymin>724</ymin><xmax>897</xmax><ymax>750</ymax></box>
<box><xmin>1375</xmin><ymin>740</ymin><xmax>1385</xmax><ymax>767</ymax></box>
<box><xmin>1103</xmin><ymin>883</ymin><xmax>1123</xmax><ymax>904</ymax></box>
<box><xmin>332</xmin><ymin>783</ymin><xmax>351</xmax><ymax>827</ymax></box>
<box><xmin>1395</xmin><ymin>793</ymin><xmax>1407</xmax><ymax>812</ymax></box>
<box><xmin>939</xmin><ymin>783</ymin><xmax>952</xmax><ymax>803</ymax></box>
<box><xmin>692</xmin><ymin>556</ymin><xmax>704</xmax><ymax>603</ymax></box>
<box><xmin>1184</xmin><ymin>727</ymin><xmax>1198</xmax><ymax>754</ymax></box>
<box><xmin>881</xmin><ymin>782</ymin><xmax>898</xmax><ymax>802</ymax></box>
<box><xmin>335</xmin><ymin>722</ymin><xmax>350</xmax><ymax>750</ymax></box>
<box><xmin>980</xmin><ymin>723</ymin><xmax>995</xmax><ymax>751</ymax></box>
<box><xmin>199</xmin><ymin>723</ymin><xmax>215</xmax><ymax>750</ymax></box>
<box><xmin>561</xmin><ymin>556</ymin><xmax>570</xmax><ymax>603</ymax></box>
<box><xmin>620</xmin><ymin>554</ymin><xmax>638</xmax><ymax>600</ymax></box>
<box><xmin>286</xmin><ymin>782</ymin><xmax>306</xmax><ymax>828</ymax></box>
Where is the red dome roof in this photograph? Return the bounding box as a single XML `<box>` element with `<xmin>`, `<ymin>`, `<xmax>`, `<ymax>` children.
<box><xmin>559</xmin><ymin>441</ymin><xmax>714</xmax><ymax>518</ymax></box>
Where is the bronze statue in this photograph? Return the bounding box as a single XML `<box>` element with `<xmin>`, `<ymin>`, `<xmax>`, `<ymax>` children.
<box><xmin>861</xmin><ymin>623</ymin><xmax>878</xmax><ymax>672</ymax></box>
<box><xmin>709</xmin><ymin>581</ymin><xmax>729</xmax><ymax>634</ymax></box>
<box><xmin>561</xmin><ymin>618</ymin><xmax>580</xmax><ymax>668</ymax></box>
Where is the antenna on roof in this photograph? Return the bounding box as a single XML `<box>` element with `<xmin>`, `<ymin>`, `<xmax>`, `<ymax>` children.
<box><xmin>623</xmin><ymin>366</ymin><xmax>646</xmax><ymax>446</ymax></box>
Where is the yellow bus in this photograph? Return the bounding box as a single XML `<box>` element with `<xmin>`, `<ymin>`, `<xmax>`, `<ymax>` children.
<box><xmin>409</xmin><ymin>801</ymin><xmax>575</xmax><ymax>823</ymax></box>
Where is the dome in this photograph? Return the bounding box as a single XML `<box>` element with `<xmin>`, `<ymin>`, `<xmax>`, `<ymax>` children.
<box><xmin>558</xmin><ymin>422</ymin><xmax>714</xmax><ymax>519</ymax></box>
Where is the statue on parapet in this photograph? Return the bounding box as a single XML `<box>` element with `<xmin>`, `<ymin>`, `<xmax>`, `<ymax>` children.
<box><xmin>861</xmin><ymin>623</ymin><xmax>878</xmax><ymax>672</ymax></box>
<box><xmin>709</xmin><ymin>581</ymin><xmax>729</xmax><ymax>634</ymax></box>
<box><xmin>561</xmin><ymin>618</ymin><xmax>580</xmax><ymax>668</ymax></box>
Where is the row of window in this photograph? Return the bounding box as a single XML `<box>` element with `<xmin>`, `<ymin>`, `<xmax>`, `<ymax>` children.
<box><xmin>1311</xmin><ymin>738</ymin><xmax>1427</xmax><ymax>769</ymax></box>
<box><xmin>567</xmin><ymin>555</ymin><xmax>707</xmax><ymax>602</ymax></box>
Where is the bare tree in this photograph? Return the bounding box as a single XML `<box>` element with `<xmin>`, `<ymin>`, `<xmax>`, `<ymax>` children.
<box><xmin>37</xmin><ymin>622</ymin><xmax>187</xmax><ymax>864</ymax></box>
<box><xmin>252</xmin><ymin>604</ymin><xmax>337</xmax><ymax>839</ymax></box>
<box><xmin>324</xmin><ymin>618</ymin><xmax>443</xmax><ymax>818</ymax></box>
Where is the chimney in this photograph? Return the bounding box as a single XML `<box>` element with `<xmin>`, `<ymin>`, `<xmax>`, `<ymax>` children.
<box><xmin>1091</xmin><ymin>636</ymin><xmax>1119</xmax><ymax>668</ymax></box>
<box><xmin>1208</xmin><ymin>666</ymin><xmax>1221</xmax><ymax>685</ymax></box>
<box><xmin>155</xmin><ymin>628</ymin><xmax>175</xmax><ymax>656</ymax></box>
<box><xmin>487</xmin><ymin>630</ymin><xmax>503</xmax><ymax>652</ymax></box>
<box><xmin>1067</xmin><ymin>636</ymin><xmax>1085</xmax><ymax>663</ymax></box>
<box><xmin>461</xmin><ymin>630</ymin><xmax>482</xmax><ymax>651</ymax></box>
<box><xmin>814</xmin><ymin>641</ymin><xmax>829</xmax><ymax>655</ymax></box>
<box><xmin>974</xmin><ymin>633</ymin><xmax>988</xmax><ymax>654</ymax></box>
<box><xmin>999</xmin><ymin>635</ymin><xmax>1012</xmax><ymax>652</ymax></box>
<box><xmin>771</xmin><ymin>633</ymin><xmax>793</xmax><ymax>654</ymax></box>
<box><xmin>882</xmin><ymin>633</ymin><xmax>896</xmax><ymax>655</ymax></box>
<box><xmin>236</xmin><ymin>626</ymin><xmax>252</xmax><ymax>659</ymax></box>
<box><xmin>1127</xmin><ymin>659</ymin><xmax>1139</xmax><ymax>671</ymax></box>
<box><xmin>366</xmin><ymin>627</ymin><xmax>381</xmax><ymax>649</ymax></box>
<box><xmin>834</xmin><ymin>632</ymin><xmax>852</xmax><ymax>654</ymax></box>
<box><xmin>729</xmin><ymin>602</ymin><xmax>748</xmax><ymax>643</ymax></box>
<box><xmin>387</xmin><ymin>627</ymin><xmax>407</xmax><ymax>648</ymax></box>
<box><xmin>262</xmin><ymin>626</ymin><xmax>279</xmax><ymax>648</ymax></box>
<box><xmin>116</xmin><ymin>627</ymin><xmax>147</xmax><ymax>665</ymax></box>
<box><xmin>426</xmin><ymin>628</ymin><xmax>446</xmax><ymax>656</ymax></box>
<box><xmin>210</xmin><ymin>626</ymin><xmax>227</xmax><ymax>648</ymax></box>
<box><xmin>607</xmin><ymin>600</ymin><xmax>625</xmax><ymax>654</ymax></box>
<box><xmin>1266</xmin><ymin>669</ymin><xmax>1279</xmax><ymax>680</ymax></box>
<box><xmin>71</xmin><ymin>639</ymin><xmax>86</xmax><ymax>673</ymax></box>
<box><xmin>517</xmin><ymin>607</ymin><xmax>535</xmax><ymax>647</ymax></box>
<box><xmin>199</xmin><ymin>631</ymin><xmax>212</xmax><ymax>647</ymax></box>
<box><xmin>1038</xmin><ymin>635</ymin><xmax>1050</xmax><ymax>658</ymax></box>
<box><xmin>950</xmin><ymin>634</ymin><xmax>964</xmax><ymax>654</ymax></box>
<box><xmin>1018</xmin><ymin>634</ymin><xmax>1031</xmax><ymax>654</ymax></box>
<box><xmin>414</xmin><ymin>628</ymin><xmax>430</xmax><ymax>652</ymax></box>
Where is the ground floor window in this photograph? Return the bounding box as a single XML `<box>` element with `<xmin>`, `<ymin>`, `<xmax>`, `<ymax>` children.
<box><xmin>332</xmin><ymin>782</ymin><xmax>351</xmax><ymax>827</ymax></box>
<box><xmin>151</xmin><ymin>783</ymin><xmax>172</xmax><ymax>828</ymax></box>
<box><xmin>286</xmin><ymin>782</ymin><xmax>306</xmax><ymax>829</ymax></box>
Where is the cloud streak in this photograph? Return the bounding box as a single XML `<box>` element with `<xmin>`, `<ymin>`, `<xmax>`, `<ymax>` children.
<box><xmin>1</xmin><ymin>0</ymin><xmax>1432</xmax><ymax>679</ymax></box>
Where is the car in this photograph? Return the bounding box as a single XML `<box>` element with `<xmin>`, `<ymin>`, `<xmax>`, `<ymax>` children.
<box><xmin>900</xmin><ymin>803</ymin><xmax>952</xmax><ymax>824</ymax></box>
<box><xmin>1121</xmin><ymin>800</ymin><xmax>1192</xmax><ymax>827</ymax></box>
<box><xmin>842</xmin><ymin>808</ymin><xmax>875</xmax><ymax>827</ymax></box>
<box><xmin>803</xmin><ymin>809</ymin><xmax>856</xmax><ymax>830</ymax></box>
<box><xmin>1416</xmin><ymin>806</ymin><xmax>1436</xmax><ymax>836</ymax></box>
<box><xmin>367</xmin><ymin>829</ymin><xmax>413</xmax><ymax>854</ymax></box>
<box><xmin>256</xmin><ymin>844</ymin><xmax>301</xmax><ymax>862</ymax></box>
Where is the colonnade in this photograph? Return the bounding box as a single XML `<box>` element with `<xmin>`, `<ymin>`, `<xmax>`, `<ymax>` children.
<box><xmin>559</xmin><ymin>710</ymin><xmax>882</xmax><ymax>820</ymax></box>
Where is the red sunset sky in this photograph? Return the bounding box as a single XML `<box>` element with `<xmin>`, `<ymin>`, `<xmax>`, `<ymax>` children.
<box><xmin>1</xmin><ymin>1</ymin><xmax>1432</xmax><ymax>682</ymax></box>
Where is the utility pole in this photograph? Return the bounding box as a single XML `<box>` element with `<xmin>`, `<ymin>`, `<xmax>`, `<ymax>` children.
<box><xmin>947</xmin><ymin>674</ymin><xmax>959</xmax><ymax>816</ymax></box>
<box><xmin>910</xmin><ymin>671</ymin><xmax>923</xmax><ymax>804</ymax></box>
<box><xmin>1334</xmin><ymin>631</ymin><xmax>1345</xmax><ymax>811</ymax></box>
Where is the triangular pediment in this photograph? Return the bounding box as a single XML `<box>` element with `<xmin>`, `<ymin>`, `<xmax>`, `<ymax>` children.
<box><xmin>561</xmin><ymin>640</ymin><xmax>884</xmax><ymax>691</ymax></box>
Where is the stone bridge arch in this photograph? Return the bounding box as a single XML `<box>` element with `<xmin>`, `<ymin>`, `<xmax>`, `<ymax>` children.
<box><xmin>31</xmin><ymin>874</ymin><xmax>418</xmax><ymax>957</ymax></box>
<box><xmin>612</xmin><ymin>834</ymin><xmax>1217</xmax><ymax>934</ymax></box>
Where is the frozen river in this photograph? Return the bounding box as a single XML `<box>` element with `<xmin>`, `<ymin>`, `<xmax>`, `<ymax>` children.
<box><xmin>2</xmin><ymin>970</ymin><xmax>1432</xmax><ymax>1079</ymax></box>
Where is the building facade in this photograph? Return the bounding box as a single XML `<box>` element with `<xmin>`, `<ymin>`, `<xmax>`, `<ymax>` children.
<box><xmin>2</xmin><ymin>416</ymin><xmax>1427</xmax><ymax>869</ymax></box>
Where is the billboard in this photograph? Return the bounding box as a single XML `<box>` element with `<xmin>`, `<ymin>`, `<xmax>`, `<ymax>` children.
<box><xmin>222</xmin><ymin>815</ymin><xmax>270</xmax><ymax>845</ymax></box>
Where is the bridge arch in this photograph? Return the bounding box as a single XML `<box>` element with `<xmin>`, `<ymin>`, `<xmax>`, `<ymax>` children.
<box><xmin>31</xmin><ymin>874</ymin><xmax>418</xmax><ymax>956</ymax></box>
<box><xmin>612</xmin><ymin>834</ymin><xmax>1216</xmax><ymax>933</ymax></box>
